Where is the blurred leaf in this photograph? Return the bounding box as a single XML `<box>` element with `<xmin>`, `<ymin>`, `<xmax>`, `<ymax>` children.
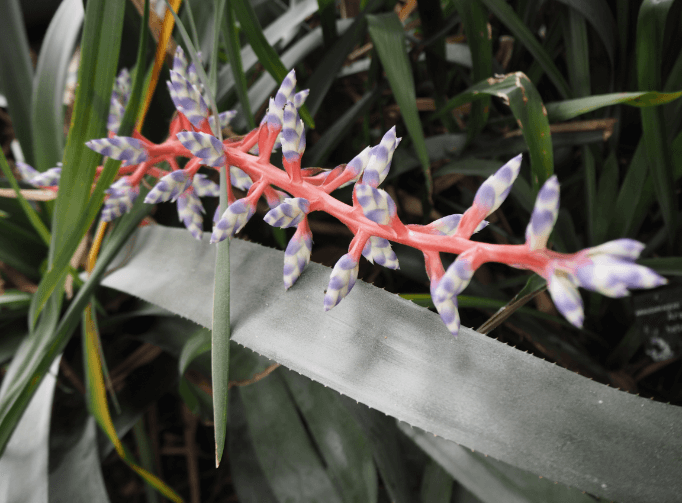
<box><xmin>562</xmin><ymin>5</ymin><xmax>591</xmax><ymax>98</ymax></box>
<box><xmin>0</xmin><ymin>0</ymin><xmax>34</xmax><ymax>165</ymax></box>
<box><xmin>0</xmin><ymin>149</ymin><xmax>51</xmax><ymax>245</ymax></box>
<box><xmin>216</xmin><ymin>0</ymin><xmax>319</xmax><ymax>107</ymax></box>
<box><xmin>239</xmin><ymin>371</ymin><xmax>343</xmax><ymax>502</ymax></box>
<box><xmin>48</xmin><ymin>415</ymin><xmax>110</xmax><ymax>503</ymax></box>
<box><xmin>178</xmin><ymin>327</ymin><xmax>212</xmax><ymax>375</ymax></box>
<box><xmin>282</xmin><ymin>369</ymin><xmax>378</xmax><ymax>503</ymax></box>
<box><xmin>221</xmin><ymin>1</ymin><xmax>255</xmax><ymax>129</ymax></box>
<box><xmin>132</xmin><ymin>418</ymin><xmax>161</xmax><ymax>503</ymax></box>
<box><xmin>0</xmin><ymin>291</ymin><xmax>32</xmax><ymax>310</ymax></box>
<box><xmin>0</xmin><ymin>189</ymin><xmax>151</xmax><ymax>457</ymax></box>
<box><xmin>592</xmin><ymin>153</ymin><xmax>618</xmax><ymax>244</ymax></box>
<box><xmin>546</xmin><ymin>90</ymin><xmax>682</xmax><ymax>122</ymax></box>
<box><xmin>367</xmin><ymin>13</ymin><xmax>432</xmax><ymax>194</ymax></box>
<box><xmin>232</xmin><ymin>0</ymin><xmax>314</xmax><ymax>127</ymax></box>
<box><xmin>100</xmin><ymin>225</ymin><xmax>682</xmax><ymax>502</ymax></box>
<box><xmin>28</xmin><ymin>0</ymin><xmax>128</xmax><ymax>328</ymax></box>
<box><xmin>317</xmin><ymin>0</ymin><xmax>338</xmax><ymax>46</ymax></box>
<box><xmin>306</xmin><ymin>90</ymin><xmax>379</xmax><ymax>167</ymax></box>
<box><xmin>637</xmin><ymin>257</ymin><xmax>682</xmax><ymax>275</ymax></box>
<box><xmin>31</xmin><ymin>0</ymin><xmax>84</xmax><ymax>171</ymax></box>
<box><xmin>305</xmin><ymin>0</ymin><xmax>381</xmax><ymax>118</ymax></box>
<box><xmin>401</xmin><ymin>423</ymin><xmax>597</xmax><ymax>503</ymax></box>
<box><xmin>478</xmin><ymin>0</ymin><xmax>572</xmax><ymax>98</ymax></box>
<box><xmin>555</xmin><ymin>0</ymin><xmax>615</xmax><ymax>67</ymax></box>
<box><xmin>454</xmin><ymin>0</ymin><xmax>492</xmax><ymax>138</ymax></box>
<box><xmin>0</xmin><ymin>358</ymin><xmax>59</xmax><ymax>502</ymax></box>
<box><xmin>637</xmin><ymin>0</ymin><xmax>678</xmax><ymax>244</ymax></box>
<box><xmin>228</xmin><ymin>391</ymin><xmax>279</xmax><ymax>503</ymax></box>
<box><xmin>82</xmin><ymin>304</ymin><xmax>182</xmax><ymax>502</ymax></box>
<box><xmin>341</xmin><ymin>397</ymin><xmax>415</xmax><ymax>503</ymax></box>
<box><xmin>433</xmin><ymin>73</ymin><xmax>553</xmax><ymax>188</ymax></box>
<box><xmin>420</xmin><ymin>461</ymin><xmax>454</xmax><ymax>503</ymax></box>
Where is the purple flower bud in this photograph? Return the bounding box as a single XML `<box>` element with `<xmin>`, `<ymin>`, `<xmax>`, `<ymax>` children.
<box><xmin>274</xmin><ymin>69</ymin><xmax>297</xmax><ymax>109</ymax></box>
<box><xmin>192</xmin><ymin>174</ymin><xmax>220</xmax><ymax>197</ymax></box>
<box><xmin>102</xmin><ymin>178</ymin><xmax>139</xmax><ymax>222</ymax></box>
<box><xmin>472</xmin><ymin>154</ymin><xmax>522</xmax><ymax>217</ymax></box>
<box><xmin>324</xmin><ymin>254</ymin><xmax>359</xmax><ymax>311</ymax></box>
<box><xmin>362</xmin><ymin>237</ymin><xmax>399</xmax><ymax>270</ymax></box>
<box><xmin>526</xmin><ymin>175</ymin><xmax>559</xmax><ymax>250</ymax></box>
<box><xmin>29</xmin><ymin>166</ymin><xmax>62</xmax><ymax>187</ymax></box>
<box><xmin>281</xmin><ymin>102</ymin><xmax>306</xmax><ymax>161</ymax></box>
<box><xmin>430</xmin><ymin>280</ymin><xmax>461</xmax><ymax>337</ymax></box>
<box><xmin>177</xmin><ymin>190</ymin><xmax>205</xmax><ymax>239</ymax></box>
<box><xmin>108</xmin><ymin>68</ymin><xmax>131</xmax><ymax>134</ymax></box>
<box><xmin>585</xmin><ymin>239</ymin><xmax>645</xmax><ymax>261</ymax></box>
<box><xmin>16</xmin><ymin>162</ymin><xmax>62</xmax><ymax>187</ymax></box>
<box><xmin>429</xmin><ymin>214</ymin><xmax>488</xmax><ymax>236</ymax></box>
<box><xmin>343</xmin><ymin>146</ymin><xmax>372</xmax><ymax>183</ymax></box>
<box><xmin>230</xmin><ymin>166</ymin><xmax>253</xmax><ymax>191</ymax></box>
<box><xmin>176</xmin><ymin>131</ymin><xmax>225</xmax><ymax>167</ymax></box>
<box><xmin>167</xmin><ymin>70</ymin><xmax>208</xmax><ymax>128</ymax></box>
<box><xmin>265</xmin><ymin>97</ymin><xmax>283</xmax><ymax>129</ymax></box>
<box><xmin>362</xmin><ymin>127</ymin><xmax>401</xmax><ymax>188</ymax></box>
<box><xmin>575</xmin><ymin>257</ymin><xmax>667</xmax><ymax>298</ymax></box>
<box><xmin>293</xmin><ymin>89</ymin><xmax>309</xmax><ymax>110</ymax></box>
<box><xmin>86</xmin><ymin>136</ymin><xmax>149</xmax><ymax>165</ymax></box>
<box><xmin>210</xmin><ymin>199</ymin><xmax>255</xmax><ymax>243</ymax></box>
<box><xmin>264</xmin><ymin>197</ymin><xmax>310</xmax><ymax>228</ymax></box>
<box><xmin>354</xmin><ymin>184</ymin><xmax>397</xmax><ymax>225</ymax></box>
<box><xmin>15</xmin><ymin>161</ymin><xmax>38</xmax><ymax>182</ymax></box>
<box><xmin>208</xmin><ymin>110</ymin><xmax>237</xmax><ymax>132</ymax></box>
<box><xmin>547</xmin><ymin>272</ymin><xmax>584</xmax><ymax>327</ymax></box>
<box><xmin>144</xmin><ymin>170</ymin><xmax>191</xmax><ymax>204</ymax></box>
<box><xmin>283</xmin><ymin>222</ymin><xmax>313</xmax><ymax>289</ymax></box>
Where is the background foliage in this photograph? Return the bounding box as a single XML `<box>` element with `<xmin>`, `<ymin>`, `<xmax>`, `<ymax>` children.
<box><xmin>0</xmin><ymin>0</ymin><xmax>681</xmax><ymax>502</ymax></box>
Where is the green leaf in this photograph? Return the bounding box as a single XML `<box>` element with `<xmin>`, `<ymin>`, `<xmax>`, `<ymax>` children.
<box><xmin>221</xmin><ymin>1</ymin><xmax>255</xmax><ymax>129</ymax></box>
<box><xmin>636</xmin><ymin>0</ymin><xmax>678</xmax><ymax>244</ymax></box>
<box><xmin>0</xmin><ymin>0</ymin><xmax>34</xmax><ymax>165</ymax></box>
<box><xmin>228</xmin><ymin>391</ymin><xmax>279</xmax><ymax>503</ymax></box>
<box><xmin>232</xmin><ymin>0</ymin><xmax>314</xmax><ymax>127</ymax></box>
<box><xmin>305</xmin><ymin>0</ymin><xmax>381</xmax><ymax>118</ymax></box>
<box><xmin>317</xmin><ymin>0</ymin><xmax>338</xmax><ymax>46</ymax></box>
<box><xmin>546</xmin><ymin>90</ymin><xmax>682</xmax><ymax>122</ymax></box>
<box><xmin>562</xmin><ymin>4</ymin><xmax>591</xmax><ymax>98</ymax></box>
<box><xmin>367</xmin><ymin>13</ymin><xmax>432</xmax><ymax>194</ymax></box>
<box><xmin>0</xmin><ymin>150</ymin><xmax>51</xmax><ymax>246</ymax></box>
<box><xmin>637</xmin><ymin>257</ymin><xmax>682</xmax><ymax>275</ymax></box>
<box><xmin>592</xmin><ymin>152</ymin><xmax>618</xmax><ymax>244</ymax></box>
<box><xmin>49</xmin><ymin>416</ymin><xmax>110</xmax><ymax>503</ymax></box>
<box><xmin>28</xmin><ymin>0</ymin><xmax>150</xmax><ymax>329</ymax></box>
<box><xmin>239</xmin><ymin>371</ymin><xmax>343</xmax><ymax>502</ymax></box>
<box><xmin>0</xmin><ymin>291</ymin><xmax>32</xmax><ymax>310</ymax></box>
<box><xmin>282</xmin><ymin>369</ymin><xmax>378</xmax><ymax>503</ymax></box>
<box><xmin>453</xmin><ymin>0</ymin><xmax>492</xmax><ymax>138</ymax></box>
<box><xmin>401</xmin><ymin>423</ymin><xmax>597</xmax><ymax>503</ymax></box>
<box><xmin>100</xmin><ymin>225</ymin><xmax>682</xmax><ymax>502</ymax></box>
<box><xmin>341</xmin><ymin>398</ymin><xmax>415</xmax><ymax>503</ymax></box>
<box><xmin>420</xmin><ymin>461</ymin><xmax>454</xmax><ymax>503</ymax></box>
<box><xmin>432</xmin><ymin>73</ymin><xmax>553</xmax><ymax>189</ymax></box>
<box><xmin>31</xmin><ymin>0</ymin><xmax>84</xmax><ymax>171</ymax></box>
<box><xmin>555</xmin><ymin>0</ymin><xmax>615</xmax><ymax>67</ymax></box>
<box><xmin>0</xmin><ymin>190</ymin><xmax>151</xmax><ymax>457</ymax></box>
<box><xmin>178</xmin><ymin>327</ymin><xmax>212</xmax><ymax>375</ymax></box>
<box><xmin>0</xmin><ymin>357</ymin><xmax>60</xmax><ymax>500</ymax></box>
<box><xmin>478</xmin><ymin>0</ymin><xmax>572</xmax><ymax>99</ymax></box>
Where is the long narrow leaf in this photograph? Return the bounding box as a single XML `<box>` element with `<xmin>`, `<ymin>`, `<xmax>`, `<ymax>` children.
<box><xmin>478</xmin><ymin>0</ymin><xmax>572</xmax><ymax>98</ymax></box>
<box><xmin>0</xmin><ymin>0</ymin><xmax>34</xmax><ymax>165</ymax></box>
<box><xmin>99</xmin><ymin>225</ymin><xmax>682</xmax><ymax>502</ymax></box>
<box><xmin>31</xmin><ymin>0</ymin><xmax>84</xmax><ymax>171</ymax></box>
<box><xmin>636</xmin><ymin>0</ymin><xmax>678</xmax><ymax>244</ymax></box>
<box><xmin>367</xmin><ymin>13</ymin><xmax>433</xmax><ymax>194</ymax></box>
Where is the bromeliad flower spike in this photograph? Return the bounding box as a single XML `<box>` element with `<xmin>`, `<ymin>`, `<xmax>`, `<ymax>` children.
<box><xmin>70</xmin><ymin>46</ymin><xmax>668</xmax><ymax>337</ymax></box>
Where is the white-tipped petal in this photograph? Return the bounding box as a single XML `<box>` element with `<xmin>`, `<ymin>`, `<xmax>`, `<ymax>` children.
<box><xmin>362</xmin><ymin>237</ymin><xmax>399</xmax><ymax>270</ymax></box>
<box><xmin>525</xmin><ymin>175</ymin><xmax>560</xmax><ymax>250</ymax></box>
<box><xmin>144</xmin><ymin>171</ymin><xmax>191</xmax><ymax>204</ymax></box>
<box><xmin>176</xmin><ymin>131</ymin><xmax>225</xmax><ymax>167</ymax></box>
<box><xmin>472</xmin><ymin>154</ymin><xmax>522</xmax><ymax>217</ymax></box>
<box><xmin>548</xmin><ymin>272</ymin><xmax>584</xmax><ymax>327</ymax></box>
<box><xmin>323</xmin><ymin>254</ymin><xmax>359</xmax><ymax>311</ymax></box>
<box><xmin>264</xmin><ymin>198</ymin><xmax>310</xmax><ymax>229</ymax></box>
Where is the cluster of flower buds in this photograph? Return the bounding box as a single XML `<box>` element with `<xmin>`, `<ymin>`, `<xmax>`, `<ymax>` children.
<box><xmin>15</xmin><ymin>46</ymin><xmax>667</xmax><ymax>337</ymax></box>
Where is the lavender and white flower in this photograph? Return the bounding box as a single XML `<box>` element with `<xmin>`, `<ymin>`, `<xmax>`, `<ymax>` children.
<box><xmin>86</xmin><ymin>137</ymin><xmax>149</xmax><ymax>165</ymax></box>
<box><xmin>101</xmin><ymin>178</ymin><xmax>139</xmax><ymax>222</ymax></box>
<box><xmin>283</xmin><ymin>222</ymin><xmax>313</xmax><ymax>289</ymax></box>
<box><xmin>264</xmin><ymin>198</ymin><xmax>310</xmax><ymax>229</ymax></box>
<box><xmin>324</xmin><ymin>254</ymin><xmax>359</xmax><ymax>311</ymax></box>
<box><xmin>354</xmin><ymin>184</ymin><xmax>397</xmax><ymax>225</ymax></box>
<box><xmin>362</xmin><ymin>237</ymin><xmax>399</xmax><ymax>270</ymax></box>
<box><xmin>176</xmin><ymin>131</ymin><xmax>225</xmax><ymax>167</ymax></box>
<box><xmin>526</xmin><ymin>175</ymin><xmax>560</xmax><ymax>250</ymax></box>
<box><xmin>144</xmin><ymin>170</ymin><xmax>192</xmax><ymax>204</ymax></box>
<box><xmin>210</xmin><ymin>199</ymin><xmax>256</xmax><ymax>243</ymax></box>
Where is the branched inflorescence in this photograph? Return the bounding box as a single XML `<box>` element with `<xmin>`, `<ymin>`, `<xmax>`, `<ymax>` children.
<box><xmin>18</xmin><ymin>47</ymin><xmax>667</xmax><ymax>337</ymax></box>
